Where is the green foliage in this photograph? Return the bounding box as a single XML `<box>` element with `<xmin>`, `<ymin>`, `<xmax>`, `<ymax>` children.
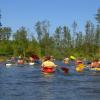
<box><xmin>0</xmin><ymin>7</ymin><xmax>100</xmax><ymax>59</ymax></box>
<box><xmin>0</xmin><ymin>27</ymin><xmax>12</xmax><ymax>40</ymax></box>
<box><xmin>12</xmin><ymin>27</ymin><xmax>28</xmax><ymax>57</ymax></box>
<box><xmin>0</xmin><ymin>40</ymin><xmax>13</xmax><ymax>56</ymax></box>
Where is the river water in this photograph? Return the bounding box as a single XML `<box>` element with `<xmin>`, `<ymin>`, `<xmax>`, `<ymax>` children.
<box><xmin>0</xmin><ymin>61</ymin><xmax>100</xmax><ymax>100</ymax></box>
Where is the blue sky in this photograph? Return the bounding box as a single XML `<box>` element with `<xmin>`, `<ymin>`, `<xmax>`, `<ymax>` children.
<box><xmin>0</xmin><ymin>0</ymin><xmax>100</xmax><ymax>35</ymax></box>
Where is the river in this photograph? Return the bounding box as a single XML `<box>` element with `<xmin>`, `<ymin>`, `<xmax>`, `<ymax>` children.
<box><xmin>0</xmin><ymin>61</ymin><xmax>100</xmax><ymax>100</ymax></box>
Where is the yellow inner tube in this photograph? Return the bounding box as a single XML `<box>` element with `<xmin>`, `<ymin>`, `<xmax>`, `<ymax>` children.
<box><xmin>91</xmin><ymin>68</ymin><xmax>100</xmax><ymax>71</ymax></box>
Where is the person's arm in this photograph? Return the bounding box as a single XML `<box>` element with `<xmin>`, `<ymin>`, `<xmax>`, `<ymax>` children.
<box><xmin>41</xmin><ymin>62</ymin><xmax>44</xmax><ymax>67</ymax></box>
<box><xmin>52</xmin><ymin>62</ymin><xmax>57</xmax><ymax>67</ymax></box>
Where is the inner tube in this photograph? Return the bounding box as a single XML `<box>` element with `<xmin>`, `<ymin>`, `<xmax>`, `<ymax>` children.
<box><xmin>90</xmin><ymin>67</ymin><xmax>100</xmax><ymax>71</ymax></box>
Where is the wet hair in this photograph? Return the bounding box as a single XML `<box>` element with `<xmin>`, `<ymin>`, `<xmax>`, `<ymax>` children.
<box><xmin>44</xmin><ymin>56</ymin><xmax>51</xmax><ymax>61</ymax></box>
<box><xmin>92</xmin><ymin>59</ymin><xmax>99</xmax><ymax>62</ymax></box>
<box><xmin>87</xmin><ymin>61</ymin><xmax>91</xmax><ymax>65</ymax></box>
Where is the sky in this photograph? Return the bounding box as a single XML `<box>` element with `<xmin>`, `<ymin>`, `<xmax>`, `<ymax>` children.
<box><xmin>0</xmin><ymin>0</ymin><xmax>100</xmax><ymax>35</ymax></box>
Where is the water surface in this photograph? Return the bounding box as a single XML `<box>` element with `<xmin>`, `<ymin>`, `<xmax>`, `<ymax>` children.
<box><xmin>0</xmin><ymin>62</ymin><xmax>100</xmax><ymax>100</ymax></box>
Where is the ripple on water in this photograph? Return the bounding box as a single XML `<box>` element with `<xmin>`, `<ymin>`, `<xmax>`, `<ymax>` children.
<box><xmin>0</xmin><ymin>65</ymin><xmax>100</xmax><ymax>100</ymax></box>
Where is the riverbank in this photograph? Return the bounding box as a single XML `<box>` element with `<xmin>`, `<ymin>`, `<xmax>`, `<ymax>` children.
<box><xmin>0</xmin><ymin>56</ymin><xmax>8</xmax><ymax>62</ymax></box>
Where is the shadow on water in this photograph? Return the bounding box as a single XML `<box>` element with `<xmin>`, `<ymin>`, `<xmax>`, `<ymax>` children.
<box><xmin>0</xmin><ymin>62</ymin><xmax>100</xmax><ymax>100</ymax></box>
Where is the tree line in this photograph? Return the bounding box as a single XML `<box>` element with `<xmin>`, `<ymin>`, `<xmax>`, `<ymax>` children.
<box><xmin>0</xmin><ymin>8</ymin><xmax>100</xmax><ymax>60</ymax></box>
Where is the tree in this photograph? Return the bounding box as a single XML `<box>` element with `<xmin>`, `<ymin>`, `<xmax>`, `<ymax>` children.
<box><xmin>2</xmin><ymin>27</ymin><xmax>11</xmax><ymax>40</ymax></box>
<box><xmin>95</xmin><ymin>8</ymin><xmax>100</xmax><ymax>57</ymax></box>
<box><xmin>0</xmin><ymin>27</ymin><xmax>12</xmax><ymax>40</ymax></box>
<box><xmin>0</xmin><ymin>10</ymin><xmax>2</xmax><ymax>27</ymax></box>
<box><xmin>54</xmin><ymin>26</ymin><xmax>62</xmax><ymax>48</ymax></box>
<box><xmin>72</xmin><ymin>21</ymin><xmax>77</xmax><ymax>47</ymax></box>
<box><xmin>63</xmin><ymin>26</ymin><xmax>71</xmax><ymax>48</ymax></box>
<box><xmin>95</xmin><ymin>25</ymin><xmax>100</xmax><ymax>57</ymax></box>
<box><xmin>35</xmin><ymin>20</ymin><xmax>50</xmax><ymax>56</ymax></box>
<box><xmin>95</xmin><ymin>8</ymin><xmax>100</xmax><ymax>24</ymax></box>
<box><xmin>13</xmin><ymin>27</ymin><xmax>28</xmax><ymax>57</ymax></box>
<box><xmin>84</xmin><ymin>21</ymin><xmax>95</xmax><ymax>57</ymax></box>
<box><xmin>35</xmin><ymin>21</ymin><xmax>42</xmax><ymax>43</ymax></box>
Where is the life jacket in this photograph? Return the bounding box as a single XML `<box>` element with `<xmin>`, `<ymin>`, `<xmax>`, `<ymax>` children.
<box><xmin>76</xmin><ymin>64</ymin><xmax>84</xmax><ymax>72</ymax></box>
<box><xmin>41</xmin><ymin>67</ymin><xmax>55</xmax><ymax>73</ymax></box>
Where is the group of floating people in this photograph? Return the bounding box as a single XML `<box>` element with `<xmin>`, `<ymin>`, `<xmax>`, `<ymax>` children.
<box><xmin>6</xmin><ymin>54</ymin><xmax>40</xmax><ymax>66</ymax></box>
<box><xmin>64</xmin><ymin>56</ymin><xmax>100</xmax><ymax>72</ymax></box>
<box><xmin>41</xmin><ymin>55</ymin><xmax>100</xmax><ymax>74</ymax></box>
<box><xmin>4</xmin><ymin>54</ymin><xmax>100</xmax><ymax>74</ymax></box>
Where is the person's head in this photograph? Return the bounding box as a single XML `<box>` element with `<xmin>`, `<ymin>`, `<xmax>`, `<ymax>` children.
<box><xmin>50</xmin><ymin>56</ymin><xmax>55</xmax><ymax>61</ymax></box>
<box><xmin>92</xmin><ymin>59</ymin><xmax>99</xmax><ymax>62</ymax></box>
<box><xmin>64</xmin><ymin>58</ymin><xmax>69</xmax><ymax>61</ymax></box>
<box><xmin>99</xmin><ymin>59</ymin><xmax>100</xmax><ymax>64</ymax></box>
<box><xmin>76</xmin><ymin>58</ymin><xmax>83</xmax><ymax>65</ymax></box>
<box><xmin>87</xmin><ymin>61</ymin><xmax>91</xmax><ymax>65</ymax></box>
<box><xmin>64</xmin><ymin>58</ymin><xmax>69</xmax><ymax>64</ymax></box>
<box><xmin>44</xmin><ymin>56</ymin><xmax>51</xmax><ymax>61</ymax></box>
